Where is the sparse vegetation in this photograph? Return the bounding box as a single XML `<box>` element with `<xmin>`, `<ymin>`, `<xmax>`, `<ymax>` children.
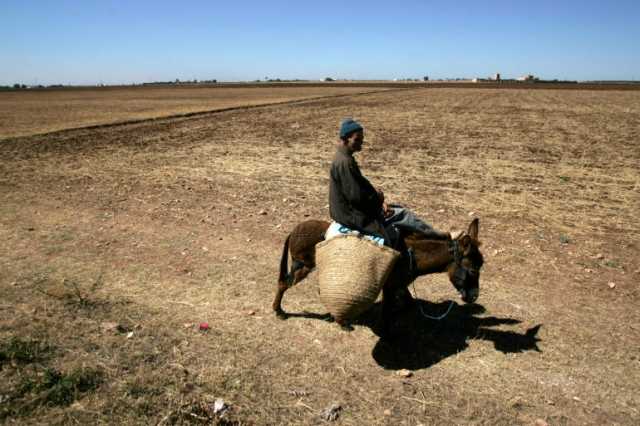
<box><xmin>0</xmin><ymin>337</ymin><xmax>53</xmax><ymax>366</ymax></box>
<box><xmin>0</xmin><ymin>86</ymin><xmax>638</xmax><ymax>424</ymax></box>
<box><xmin>1</xmin><ymin>367</ymin><xmax>103</xmax><ymax>420</ymax></box>
<box><xmin>604</xmin><ymin>259</ymin><xmax>621</xmax><ymax>269</ymax></box>
<box><xmin>39</xmin><ymin>368</ymin><xmax>103</xmax><ymax>405</ymax></box>
<box><xmin>30</xmin><ymin>273</ymin><xmax>107</xmax><ymax>311</ymax></box>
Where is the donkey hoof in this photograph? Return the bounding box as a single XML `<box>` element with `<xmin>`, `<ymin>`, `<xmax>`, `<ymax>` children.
<box><xmin>378</xmin><ymin>328</ymin><xmax>393</xmax><ymax>340</ymax></box>
<box><xmin>322</xmin><ymin>313</ymin><xmax>334</xmax><ymax>322</ymax></box>
<box><xmin>337</xmin><ymin>322</ymin><xmax>354</xmax><ymax>332</ymax></box>
<box><xmin>275</xmin><ymin>310</ymin><xmax>289</xmax><ymax>320</ymax></box>
<box><xmin>375</xmin><ymin>321</ymin><xmax>395</xmax><ymax>339</ymax></box>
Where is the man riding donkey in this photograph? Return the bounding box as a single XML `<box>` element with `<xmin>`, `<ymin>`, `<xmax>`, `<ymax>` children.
<box><xmin>329</xmin><ymin>118</ymin><xmax>450</xmax><ymax>250</ymax></box>
<box><xmin>325</xmin><ymin>118</ymin><xmax>458</xmax><ymax>328</ymax></box>
<box><xmin>272</xmin><ymin>118</ymin><xmax>484</xmax><ymax>334</ymax></box>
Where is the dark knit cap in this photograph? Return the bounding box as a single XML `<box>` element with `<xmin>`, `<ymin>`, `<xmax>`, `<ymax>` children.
<box><xmin>339</xmin><ymin>118</ymin><xmax>363</xmax><ymax>139</ymax></box>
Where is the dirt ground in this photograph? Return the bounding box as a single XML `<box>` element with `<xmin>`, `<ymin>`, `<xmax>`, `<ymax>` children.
<box><xmin>0</xmin><ymin>85</ymin><xmax>391</xmax><ymax>139</ymax></box>
<box><xmin>1</xmin><ymin>87</ymin><xmax>639</xmax><ymax>425</ymax></box>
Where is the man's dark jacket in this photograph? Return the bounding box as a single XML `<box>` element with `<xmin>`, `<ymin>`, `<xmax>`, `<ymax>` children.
<box><xmin>329</xmin><ymin>145</ymin><xmax>384</xmax><ymax>235</ymax></box>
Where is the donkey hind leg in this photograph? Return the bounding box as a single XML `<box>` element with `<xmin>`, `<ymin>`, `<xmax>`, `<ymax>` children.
<box><xmin>291</xmin><ymin>258</ymin><xmax>314</xmax><ymax>285</ymax></box>
<box><xmin>273</xmin><ymin>281</ymin><xmax>289</xmax><ymax>319</ymax></box>
<box><xmin>273</xmin><ymin>259</ymin><xmax>308</xmax><ymax>319</ymax></box>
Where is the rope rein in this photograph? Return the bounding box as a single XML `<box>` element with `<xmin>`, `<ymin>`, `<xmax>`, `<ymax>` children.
<box><xmin>406</xmin><ymin>240</ymin><xmax>459</xmax><ymax>321</ymax></box>
<box><xmin>411</xmin><ymin>281</ymin><xmax>456</xmax><ymax>320</ymax></box>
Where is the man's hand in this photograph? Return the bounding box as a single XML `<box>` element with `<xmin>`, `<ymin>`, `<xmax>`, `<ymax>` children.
<box><xmin>382</xmin><ymin>202</ymin><xmax>394</xmax><ymax>219</ymax></box>
<box><xmin>376</xmin><ymin>188</ymin><xmax>393</xmax><ymax>218</ymax></box>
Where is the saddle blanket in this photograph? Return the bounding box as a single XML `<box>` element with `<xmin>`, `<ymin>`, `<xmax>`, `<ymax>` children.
<box><xmin>324</xmin><ymin>221</ymin><xmax>385</xmax><ymax>247</ymax></box>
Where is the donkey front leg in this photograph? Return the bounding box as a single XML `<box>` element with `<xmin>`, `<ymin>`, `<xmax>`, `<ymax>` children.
<box><xmin>379</xmin><ymin>286</ymin><xmax>396</xmax><ymax>337</ymax></box>
<box><xmin>396</xmin><ymin>286</ymin><xmax>415</xmax><ymax>311</ymax></box>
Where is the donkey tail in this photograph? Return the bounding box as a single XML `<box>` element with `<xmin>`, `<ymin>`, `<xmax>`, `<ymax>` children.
<box><xmin>278</xmin><ymin>234</ymin><xmax>291</xmax><ymax>284</ymax></box>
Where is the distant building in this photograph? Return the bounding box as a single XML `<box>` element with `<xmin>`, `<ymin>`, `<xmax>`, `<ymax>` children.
<box><xmin>518</xmin><ymin>74</ymin><xmax>538</xmax><ymax>81</ymax></box>
<box><xmin>473</xmin><ymin>74</ymin><xmax>501</xmax><ymax>83</ymax></box>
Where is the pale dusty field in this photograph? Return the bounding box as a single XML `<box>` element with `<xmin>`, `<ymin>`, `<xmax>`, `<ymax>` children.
<box><xmin>0</xmin><ymin>85</ymin><xmax>389</xmax><ymax>138</ymax></box>
<box><xmin>1</xmin><ymin>87</ymin><xmax>639</xmax><ymax>425</ymax></box>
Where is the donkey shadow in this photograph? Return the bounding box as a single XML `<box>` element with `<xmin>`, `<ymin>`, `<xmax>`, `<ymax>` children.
<box><xmin>284</xmin><ymin>300</ymin><xmax>542</xmax><ymax>371</ymax></box>
<box><xmin>356</xmin><ymin>300</ymin><xmax>542</xmax><ymax>370</ymax></box>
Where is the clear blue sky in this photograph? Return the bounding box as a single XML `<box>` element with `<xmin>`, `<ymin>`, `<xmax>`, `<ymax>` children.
<box><xmin>1</xmin><ymin>0</ymin><xmax>639</xmax><ymax>85</ymax></box>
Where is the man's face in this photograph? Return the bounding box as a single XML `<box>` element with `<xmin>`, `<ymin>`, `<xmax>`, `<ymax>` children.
<box><xmin>346</xmin><ymin>130</ymin><xmax>364</xmax><ymax>153</ymax></box>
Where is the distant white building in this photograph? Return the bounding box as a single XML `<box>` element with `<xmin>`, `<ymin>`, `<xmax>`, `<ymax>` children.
<box><xmin>518</xmin><ymin>74</ymin><xmax>537</xmax><ymax>81</ymax></box>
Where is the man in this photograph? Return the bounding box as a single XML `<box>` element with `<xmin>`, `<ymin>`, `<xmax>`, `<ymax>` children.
<box><xmin>329</xmin><ymin>118</ymin><xmax>388</xmax><ymax>243</ymax></box>
<box><xmin>329</xmin><ymin>118</ymin><xmax>451</xmax><ymax>247</ymax></box>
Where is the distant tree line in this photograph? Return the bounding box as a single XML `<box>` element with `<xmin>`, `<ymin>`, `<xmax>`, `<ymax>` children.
<box><xmin>0</xmin><ymin>83</ymin><xmax>65</xmax><ymax>90</ymax></box>
<box><xmin>258</xmin><ymin>78</ymin><xmax>315</xmax><ymax>83</ymax></box>
<box><xmin>0</xmin><ymin>79</ymin><xmax>222</xmax><ymax>90</ymax></box>
<box><xmin>142</xmin><ymin>78</ymin><xmax>218</xmax><ymax>86</ymax></box>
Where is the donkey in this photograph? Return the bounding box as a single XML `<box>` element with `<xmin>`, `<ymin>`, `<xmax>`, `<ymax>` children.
<box><xmin>272</xmin><ymin>218</ymin><xmax>484</xmax><ymax>332</ymax></box>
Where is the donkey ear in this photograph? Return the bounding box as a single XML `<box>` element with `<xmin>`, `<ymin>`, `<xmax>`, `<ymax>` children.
<box><xmin>459</xmin><ymin>235</ymin><xmax>472</xmax><ymax>253</ymax></box>
<box><xmin>467</xmin><ymin>218</ymin><xmax>479</xmax><ymax>240</ymax></box>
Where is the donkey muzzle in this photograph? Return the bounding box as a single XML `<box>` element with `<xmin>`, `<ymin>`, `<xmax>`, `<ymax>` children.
<box><xmin>461</xmin><ymin>288</ymin><xmax>479</xmax><ymax>304</ymax></box>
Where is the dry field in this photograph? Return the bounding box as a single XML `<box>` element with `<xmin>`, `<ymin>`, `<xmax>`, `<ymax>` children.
<box><xmin>1</xmin><ymin>87</ymin><xmax>639</xmax><ymax>425</ymax></box>
<box><xmin>0</xmin><ymin>85</ymin><xmax>391</xmax><ymax>139</ymax></box>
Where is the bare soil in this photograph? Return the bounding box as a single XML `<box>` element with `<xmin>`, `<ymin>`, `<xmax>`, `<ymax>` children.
<box><xmin>1</xmin><ymin>87</ymin><xmax>639</xmax><ymax>425</ymax></box>
<box><xmin>0</xmin><ymin>85</ymin><xmax>391</xmax><ymax>139</ymax></box>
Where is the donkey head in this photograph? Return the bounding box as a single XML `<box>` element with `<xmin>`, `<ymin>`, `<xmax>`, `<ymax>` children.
<box><xmin>448</xmin><ymin>218</ymin><xmax>484</xmax><ymax>304</ymax></box>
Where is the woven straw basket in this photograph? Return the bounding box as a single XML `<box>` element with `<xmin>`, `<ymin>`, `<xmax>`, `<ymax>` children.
<box><xmin>316</xmin><ymin>234</ymin><xmax>400</xmax><ymax>322</ymax></box>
